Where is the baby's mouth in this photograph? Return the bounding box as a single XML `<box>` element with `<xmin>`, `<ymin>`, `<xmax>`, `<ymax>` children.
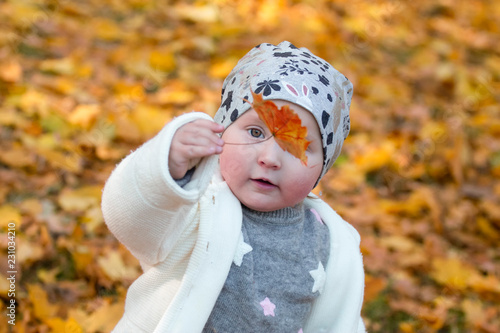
<box><xmin>251</xmin><ymin>178</ymin><xmax>277</xmax><ymax>188</ymax></box>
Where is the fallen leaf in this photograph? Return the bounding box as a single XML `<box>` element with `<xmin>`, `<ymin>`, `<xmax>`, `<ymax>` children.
<box><xmin>209</xmin><ymin>58</ymin><xmax>239</xmax><ymax>78</ymax></box>
<box><xmin>131</xmin><ymin>104</ymin><xmax>172</xmax><ymax>138</ymax></box>
<box><xmin>39</xmin><ymin>57</ymin><xmax>76</xmax><ymax>75</ymax></box>
<box><xmin>430</xmin><ymin>257</ymin><xmax>476</xmax><ymax>290</ymax></box>
<box><xmin>68</xmin><ymin>104</ymin><xmax>101</xmax><ymax>129</ymax></box>
<box><xmin>46</xmin><ymin>317</ymin><xmax>84</xmax><ymax>333</ymax></box>
<box><xmin>72</xmin><ymin>246</ymin><xmax>94</xmax><ymax>274</ymax></box>
<box><xmin>0</xmin><ymin>205</ymin><xmax>21</xmax><ymax>228</ymax></box>
<box><xmin>468</xmin><ymin>273</ymin><xmax>500</xmax><ymax>296</ymax></box>
<box><xmin>97</xmin><ymin>250</ymin><xmax>140</xmax><ymax>282</ymax></box>
<box><xmin>0</xmin><ymin>60</ymin><xmax>22</xmax><ymax>82</ymax></box>
<box><xmin>174</xmin><ymin>4</ymin><xmax>219</xmax><ymax>23</ymax></box>
<box><xmin>75</xmin><ymin>299</ymin><xmax>124</xmax><ymax>332</ymax></box>
<box><xmin>149</xmin><ymin>50</ymin><xmax>176</xmax><ymax>73</ymax></box>
<box><xmin>461</xmin><ymin>299</ymin><xmax>487</xmax><ymax>330</ymax></box>
<box><xmin>248</xmin><ymin>90</ymin><xmax>311</xmax><ymax>165</ymax></box>
<box><xmin>58</xmin><ymin>186</ymin><xmax>102</xmax><ymax>212</ymax></box>
<box><xmin>364</xmin><ymin>274</ymin><xmax>387</xmax><ymax>303</ymax></box>
<box><xmin>27</xmin><ymin>284</ymin><xmax>58</xmax><ymax>321</ymax></box>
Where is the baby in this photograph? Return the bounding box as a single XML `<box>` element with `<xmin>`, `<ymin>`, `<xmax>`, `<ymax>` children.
<box><xmin>103</xmin><ymin>41</ymin><xmax>365</xmax><ymax>332</ymax></box>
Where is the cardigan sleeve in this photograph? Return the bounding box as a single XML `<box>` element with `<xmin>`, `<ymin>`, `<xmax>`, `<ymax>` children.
<box><xmin>357</xmin><ymin>318</ymin><xmax>367</xmax><ymax>333</ymax></box>
<box><xmin>102</xmin><ymin>112</ymin><xmax>219</xmax><ymax>266</ymax></box>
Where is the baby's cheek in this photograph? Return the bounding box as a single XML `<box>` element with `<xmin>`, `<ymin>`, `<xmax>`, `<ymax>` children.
<box><xmin>220</xmin><ymin>159</ymin><xmax>240</xmax><ymax>183</ymax></box>
<box><xmin>285</xmin><ymin>181</ymin><xmax>313</xmax><ymax>205</ymax></box>
<box><xmin>219</xmin><ymin>148</ymin><xmax>246</xmax><ymax>184</ymax></box>
<box><xmin>283</xmin><ymin>165</ymin><xmax>321</xmax><ymax>204</ymax></box>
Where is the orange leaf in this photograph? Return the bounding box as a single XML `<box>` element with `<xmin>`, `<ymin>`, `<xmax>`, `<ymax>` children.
<box><xmin>249</xmin><ymin>90</ymin><xmax>311</xmax><ymax>165</ymax></box>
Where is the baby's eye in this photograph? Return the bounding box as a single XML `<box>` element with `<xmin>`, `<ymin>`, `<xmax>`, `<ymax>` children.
<box><xmin>248</xmin><ymin>128</ymin><xmax>264</xmax><ymax>138</ymax></box>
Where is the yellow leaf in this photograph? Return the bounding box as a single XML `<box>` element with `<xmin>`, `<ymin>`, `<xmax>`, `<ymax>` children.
<box><xmin>37</xmin><ymin>268</ymin><xmax>59</xmax><ymax>284</ymax></box>
<box><xmin>399</xmin><ymin>322</ymin><xmax>416</xmax><ymax>333</ymax></box>
<box><xmin>114</xmin><ymin>114</ymin><xmax>142</xmax><ymax>142</ymax></box>
<box><xmin>476</xmin><ymin>217</ymin><xmax>500</xmax><ymax>240</ymax></box>
<box><xmin>0</xmin><ymin>108</ymin><xmax>28</xmax><ymax>127</ymax></box>
<box><xmin>430</xmin><ymin>257</ymin><xmax>475</xmax><ymax>290</ymax></box>
<box><xmin>114</xmin><ymin>82</ymin><xmax>145</xmax><ymax>102</ymax></box>
<box><xmin>44</xmin><ymin>317</ymin><xmax>66</xmax><ymax>332</ymax></box>
<box><xmin>36</xmin><ymin>148</ymin><xmax>82</xmax><ymax>173</ymax></box>
<box><xmin>417</xmin><ymin>296</ymin><xmax>453</xmax><ymax>330</ymax></box>
<box><xmin>17</xmin><ymin>236</ymin><xmax>45</xmax><ymax>265</ymax></box>
<box><xmin>16</xmin><ymin>90</ymin><xmax>50</xmax><ymax>116</ymax></box>
<box><xmin>131</xmin><ymin>104</ymin><xmax>171</xmax><ymax>138</ymax></box>
<box><xmin>71</xmin><ymin>300</ymin><xmax>124</xmax><ymax>333</ymax></box>
<box><xmin>328</xmin><ymin>162</ymin><xmax>365</xmax><ymax>191</ymax></box>
<box><xmin>68</xmin><ymin>104</ymin><xmax>101</xmax><ymax>129</ymax></box>
<box><xmin>364</xmin><ymin>274</ymin><xmax>387</xmax><ymax>303</ymax></box>
<box><xmin>0</xmin><ymin>145</ymin><xmax>35</xmax><ymax>168</ymax></box>
<box><xmin>46</xmin><ymin>317</ymin><xmax>83</xmax><ymax>333</ymax></box>
<box><xmin>461</xmin><ymin>299</ymin><xmax>487</xmax><ymax>329</ymax></box>
<box><xmin>379</xmin><ymin>235</ymin><xmax>418</xmax><ymax>253</ymax></box>
<box><xmin>156</xmin><ymin>80</ymin><xmax>195</xmax><ymax>105</ymax></box>
<box><xmin>363</xmin><ymin>75</ymin><xmax>411</xmax><ymax>105</ymax></box>
<box><xmin>480</xmin><ymin>200</ymin><xmax>500</xmax><ymax>225</ymax></box>
<box><xmin>0</xmin><ymin>273</ymin><xmax>11</xmax><ymax>296</ymax></box>
<box><xmin>80</xmin><ymin>206</ymin><xmax>104</xmax><ymax>232</ymax></box>
<box><xmin>353</xmin><ymin>141</ymin><xmax>396</xmax><ymax>172</ymax></box>
<box><xmin>257</xmin><ymin>0</ymin><xmax>284</xmax><ymax>28</ymax></box>
<box><xmin>58</xmin><ymin>186</ymin><xmax>102</xmax><ymax>212</ymax></box>
<box><xmin>174</xmin><ymin>4</ymin><xmax>219</xmax><ymax>23</ymax></box>
<box><xmin>7</xmin><ymin>2</ymin><xmax>48</xmax><ymax>28</ymax></box>
<box><xmin>72</xmin><ymin>246</ymin><xmax>93</xmax><ymax>273</ymax></box>
<box><xmin>157</xmin><ymin>89</ymin><xmax>195</xmax><ymax>105</ymax></box>
<box><xmin>468</xmin><ymin>273</ymin><xmax>500</xmax><ymax>295</ymax></box>
<box><xmin>97</xmin><ymin>250</ymin><xmax>139</xmax><ymax>281</ymax></box>
<box><xmin>420</xmin><ymin>121</ymin><xmax>448</xmax><ymax>145</ymax></box>
<box><xmin>149</xmin><ymin>50</ymin><xmax>176</xmax><ymax>73</ymax></box>
<box><xmin>0</xmin><ymin>60</ymin><xmax>22</xmax><ymax>82</ymax></box>
<box><xmin>209</xmin><ymin>58</ymin><xmax>239</xmax><ymax>78</ymax></box>
<box><xmin>19</xmin><ymin>199</ymin><xmax>43</xmax><ymax>216</ymax></box>
<box><xmin>93</xmin><ymin>18</ymin><xmax>124</xmax><ymax>41</ymax></box>
<box><xmin>39</xmin><ymin>57</ymin><xmax>76</xmax><ymax>75</ymax></box>
<box><xmin>0</xmin><ymin>205</ymin><xmax>21</xmax><ymax>228</ymax></box>
<box><xmin>54</xmin><ymin>77</ymin><xmax>77</xmax><ymax>94</ymax></box>
<box><xmin>27</xmin><ymin>284</ymin><xmax>58</xmax><ymax>321</ymax></box>
<box><xmin>65</xmin><ymin>317</ymin><xmax>84</xmax><ymax>333</ymax></box>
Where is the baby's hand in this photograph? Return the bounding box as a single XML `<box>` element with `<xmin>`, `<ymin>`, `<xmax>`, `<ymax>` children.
<box><xmin>169</xmin><ymin>119</ymin><xmax>225</xmax><ymax>179</ymax></box>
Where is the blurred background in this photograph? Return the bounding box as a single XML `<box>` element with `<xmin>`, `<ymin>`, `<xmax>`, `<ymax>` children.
<box><xmin>0</xmin><ymin>0</ymin><xmax>499</xmax><ymax>332</ymax></box>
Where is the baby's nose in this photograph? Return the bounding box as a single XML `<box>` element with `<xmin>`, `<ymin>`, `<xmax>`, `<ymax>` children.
<box><xmin>257</xmin><ymin>138</ymin><xmax>282</xmax><ymax>169</ymax></box>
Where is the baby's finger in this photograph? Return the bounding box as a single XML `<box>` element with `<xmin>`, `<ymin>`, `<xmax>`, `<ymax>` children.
<box><xmin>196</xmin><ymin>119</ymin><xmax>225</xmax><ymax>134</ymax></box>
<box><xmin>181</xmin><ymin>143</ymin><xmax>222</xmax><ymax>159</ymax></box>
<box><xmin>184</xmin><ymin>119</ymin><xmax>224</xmax><ymax>135</ymax></box>
<box><xmin>180</xmin><ymin>122</ymin><xmax>225</xmax><ymax>147</ymax></box>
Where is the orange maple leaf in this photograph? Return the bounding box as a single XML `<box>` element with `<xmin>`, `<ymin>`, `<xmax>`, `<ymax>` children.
<box><xmin>249</xmin><ymin>90</ymin><xmax>311</xmax><ymax>165</ymax></box>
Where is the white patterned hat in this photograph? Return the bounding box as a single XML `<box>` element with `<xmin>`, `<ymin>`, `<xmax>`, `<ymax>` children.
<box><xmin>214</xmin><ymin>41</ymin><xmax>353</xmax><ymax>182</ymax></box>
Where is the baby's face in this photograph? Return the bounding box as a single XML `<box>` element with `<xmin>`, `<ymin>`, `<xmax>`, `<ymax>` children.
<box><xmin>220</xmin><ymin>101</ymin><xmax>323</xmax><ymax>212</ymax></box>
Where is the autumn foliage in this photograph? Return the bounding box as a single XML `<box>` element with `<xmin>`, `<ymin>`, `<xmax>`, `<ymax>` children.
<box><xmin>0</xmin><ymin>0</ymin><xmax>499</xmax><ymax>332</ymax></box>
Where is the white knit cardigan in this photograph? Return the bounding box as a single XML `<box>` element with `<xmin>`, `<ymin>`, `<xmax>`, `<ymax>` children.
<box><xmin>102</xmin><ymin>112</ymin><xmax>366</xmax><ymax>333</ymax></box>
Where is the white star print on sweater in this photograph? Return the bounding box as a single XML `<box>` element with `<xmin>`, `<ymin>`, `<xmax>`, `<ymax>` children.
<box><xmin>309</xmin><ymin>262</ymin><xmax>327</xmax><ymax>294</ymax></box>
<box><xmin>233</xmin><ymin>231</ymin><xmax>253</xmax><ymax>266</ymax></box>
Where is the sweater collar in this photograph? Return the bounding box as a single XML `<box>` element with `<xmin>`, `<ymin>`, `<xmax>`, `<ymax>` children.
<box><xmin>241</xmin><ymin>203</ymin><xmax>304</xmax><ymax>225</ymax></box>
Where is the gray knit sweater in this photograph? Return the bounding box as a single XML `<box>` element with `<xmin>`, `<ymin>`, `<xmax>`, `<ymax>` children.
<box><xmin>203</xmin><ymin>204</ymin><xmax>330</xmax><ymax>333</ymax></box>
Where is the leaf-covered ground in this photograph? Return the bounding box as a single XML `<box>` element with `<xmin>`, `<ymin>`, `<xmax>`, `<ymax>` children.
<box><xmin>0</xmin><ymin>0</ymin><xmax>499</xmax><ymax>332</ymax></box>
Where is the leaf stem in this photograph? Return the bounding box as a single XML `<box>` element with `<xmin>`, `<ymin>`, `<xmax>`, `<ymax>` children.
<box><xmin>224</xmin><ymin>136</ymin><xmax>273</xmax><ymax>145</ymax></box>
